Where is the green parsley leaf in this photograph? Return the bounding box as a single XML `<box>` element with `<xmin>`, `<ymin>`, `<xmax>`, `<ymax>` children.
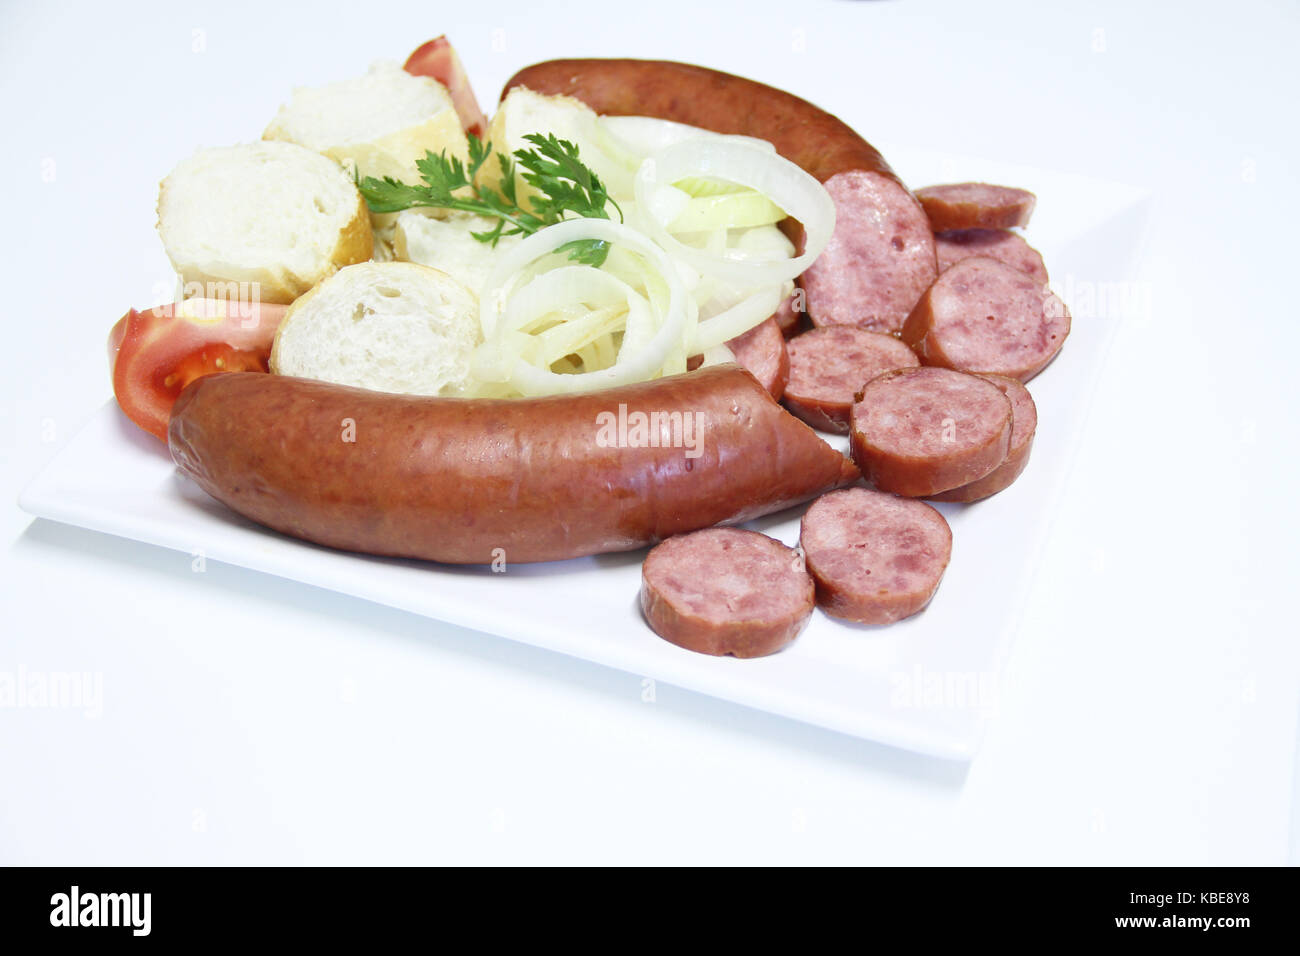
<box><xmin>355</xmin><ymin>133</ymin><xmax>623</xmax><ymax>266</ymax></box>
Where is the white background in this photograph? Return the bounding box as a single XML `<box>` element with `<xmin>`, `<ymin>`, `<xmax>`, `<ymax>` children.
<box><xmin>2</xmin><ymin>0</ymin><xmax>1297</xmax><ymax>864</ymax></box>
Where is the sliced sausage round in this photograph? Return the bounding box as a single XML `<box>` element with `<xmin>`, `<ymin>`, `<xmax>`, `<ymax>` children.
<box><xmin>901</xmin><ymin>256</ymin><xmax>1070</xmax><ymax>383</ymax></box>
<box><xmin>801</xmin><ymin>170</ymin><xmax>938</xmax><ymax>334</ymax></box>
<box><xmin>772</xmin><ymin>290</ymin><xmax>803</xmax><ymax>337</ymax></box>
<box><xmin>724</xmin><ymin>317</ymin><xmax>789</xmax><ymax>400</ymax></box>
<box><xmin>850</xmin><ymin>366</ymin><xmax>1012</xmax><ymax>497</ymax></box>
<box><xmin>800</xmin><ymin>488</ymin><xmax>952</xmax><ymax>625</ymax></box>
<box><xmin>929</xmin><ymin>374</ymin><xmax>1037</xmax><ymax>503</ymax></box>
<box><xmin>916</xmin><ymin>183</ymin><xmax>1037</xmax><ymax>231</ymax></box>
<box><xmin>783</xmin><ymin>327</ymin><xmax>919</xmax><ymax>434</ymax></box>
<box><xmin>935</xmin><ymin>229</ymin><xmax>1048</xmax><ymax>284</ymax></box>
<box><xmin>640</xmin><ymin>528</ymin><xmax>814</xmax><ymax>658</ymax></box>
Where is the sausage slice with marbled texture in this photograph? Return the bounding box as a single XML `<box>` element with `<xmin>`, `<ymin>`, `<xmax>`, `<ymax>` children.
<box><xmin>801</xmin><ymin>171</ymin><xmax>938</xmax><ymax>333</ymax></box>
<box><xmin>724</xmin><ymin>317</ymin><xmax>789</xmax><ymax>400</ymax></box>
<box><xmin>916</xmin><ymin>183</ymin><xmax>1037</xmax><ymax>231</ymax></box>
<box><xmin>850</xmin><ymin>366</ymin><xmax>1012</xmax><ymax>497</ymax></box>
<box><xmin>800</xmin><ymin>488</ymin><xmax>952</xmax><ymax>625</ymax></box>
<box><xmin>640</xmin><ymin>528</ymin><xmax>813</xmax><ymax>657</ymax></box>
<box><xmin>935</xmin><ymin>229</ymin><xmax>1049</xmax><ymax>284</ymax></box>
<box><xmin>902</xmin><ymin>256</ymin><xmax>1070</xmax><ymax>383</ymax></box>
<box><xmin>782</xmin><ymin>327</ymin><xmax>919</xmax><ymax>434</ymax></box>
<box><xmin>772</xmin><ymin>291</ymin><xmax>803</xmax><ymax>337</ymax></box>
<box><xmin>929</xmin><ymin>374</ymin><xmax>1037</xmax><ymax>503</ymax></box>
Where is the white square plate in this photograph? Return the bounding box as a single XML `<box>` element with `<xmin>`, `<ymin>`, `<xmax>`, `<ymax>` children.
<box><xmin>19</xmin><ymin>149</ymin><xmax>1151</xmax><ymax>759</ymax></box>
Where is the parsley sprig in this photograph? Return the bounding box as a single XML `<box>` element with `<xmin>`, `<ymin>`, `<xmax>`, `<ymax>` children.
<box><xmin>357</xmin><ymin>133</ymin><xmax>622</xmax><ymax>266</ymax></box>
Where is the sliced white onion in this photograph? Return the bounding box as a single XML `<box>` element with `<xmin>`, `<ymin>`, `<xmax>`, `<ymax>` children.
<box><xmin>697</xmin><ymin>342</ymin><xmax>736</xmax><ymax>367</ymax></box>
<box><xmin>461</xmin><ymin>118</ymin><xmax>839</xmax><ymax>397</ymax></box>
<box><xmin>599</xmin><ymin>115</ymin><xmax>778</xmax><ymax>160</ymax></box>
<box><xmin>532</xmin><ymin>306</ymin><xmax>624</xmax><ymax>366</ymax></box>
<box><xmin>673</xmin><ymin>176</ymin><xmax>748</xmax><ymax>197</ymax></box>
<box><xmin>692</xmin><ymin>283</ymin><xmax>786</xmax><ymax>353</ymax></box>
<box><xmin>477</xmin><ymin>219</ymin><xmax>689</xmax><ymax>396</ymax></box>
<box><xmin>643</xmin><ymin>184</ymin><xmax>691</xmax><ymax>231</ymax></box>
<box><xmin>669</xmin><ymin>192</ymin><xmax>786</xmax><ymax>232</ymax></box>
<box><xmin>734</xmin><ymin>223</ymin><xmax>797</xmax><ymax>258</ymax></box>
<box><xmin>503</xmin><ymin>266</ymin><xmax>636</xmax><ymax>334</ymax></box>
<box><xmin>633</xmin><ymin>138</ymin><xmax>835</xmax><ymax>287</ymax></box>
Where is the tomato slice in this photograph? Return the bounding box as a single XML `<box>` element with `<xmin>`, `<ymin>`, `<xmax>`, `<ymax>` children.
<box><xmin>403</xmin><ymin>35</ymin><xmax>488</xmax><ymax>138</ymax></box>
<box><xmin>108</xmin><ymin>298</ymin><xmax>286</xmax><ymax>442</ymax></box>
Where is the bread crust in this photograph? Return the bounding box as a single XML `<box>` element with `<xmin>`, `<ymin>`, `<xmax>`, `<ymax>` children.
<box><xmin>262</xmin><ymin>69</ymin><xmax>468</xmax><ymax>185</ymax></box>
<box><xmin>268</xmin><ymin>261</ymin><xmax>477</xmax><ymax>391</ymax></box>
<box><xmin>157</xmin><ymin>153</ymin><xmax>373</xmax><ymax>307</ymax></box>
<box><xmin>331</xmin><ymin>191</ymin><xmax>375</xmax><ymax>280</ymax></box>
<box><xmin>268</xmin><ymin>279</ymin><xmax>324</xmax><ymax>374</ymax></box>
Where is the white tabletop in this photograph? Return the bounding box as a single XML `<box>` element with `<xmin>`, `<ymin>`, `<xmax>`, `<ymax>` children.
<box><xmin>3</xmin><ymin>0</ymin><xmax>1297</xmax><ymax>864</ymax></box>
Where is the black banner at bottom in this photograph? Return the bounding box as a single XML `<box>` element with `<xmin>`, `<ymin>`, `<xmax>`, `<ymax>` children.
<box><xmin>0</xmin><ymin>866</ymin><xmax>1286</xmax><ymax>941</ymax></box>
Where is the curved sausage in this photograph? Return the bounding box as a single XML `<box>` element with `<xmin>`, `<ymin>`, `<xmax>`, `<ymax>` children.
<box><xmin>800</xmin><ymin>488</ymin><xmax>952</xmax><ymax>625</ymax></box>
<box><xmin>916</xmin><ymin>183</ymin><xmax>1037</xmax><ymax>231</ymax></box>
<box><xmin>902</xmin><ymin>256</ymin><xmax>1070</xmax><ymax>383</ymax></box>
<box><xmin>929</xmin><ymin>374</ymin><xmax>1037</xmax><ymax>503</ymax></box>
<box><xmin>168</xmin><ymin>366</ymin><xmax>859</xmax><ymax>565</ymax></box>
<box><xmin>935</xmin><ymin>229</ymin><xmax>1048</xmax><ymax>284</ymax></box>
<box><xmin>502</xmin><ymin>59</ymin><xmax>936</xmax><ymax>333</ymax></box>
<box><xmin>641</xmin><ymin>528</ymin><xmax>813</xmax><ymax>657</ymax></box>
<box><xmin>850</xmin><ymin>366</ymin><xmax>1011</xmax><ymax>497</ymax></box>
<box><xmin>783</xmin><ymin>327</ymin><xmax>919</xmax><ymax>434</ymax></box>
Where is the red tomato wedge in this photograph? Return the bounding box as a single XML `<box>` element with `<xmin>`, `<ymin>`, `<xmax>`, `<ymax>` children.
<box><xmin>108</xmin><ymin>299</ymin><xmax>287</xmax><ymax>442</ymax></box>
<box><xmin>404</xmin><ymin>36</ymin><xmax>489</xmax><ymax>138</ymax></box>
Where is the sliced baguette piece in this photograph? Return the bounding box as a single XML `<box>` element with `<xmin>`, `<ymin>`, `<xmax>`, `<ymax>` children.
<box><xmin>270</xmin><ymin>261</ymin><xmax>480</xmax><ymax>396</ymax></box>
<box><xmin>263</xmin><ymin>61</ymin><xmax>468</xmax><ymax>185</ymax></box>
<box><xmin>158</xmin><ymin>141</ymin><xmax>372</xmax><ymax>305</ymax></box>
<box><xmin>484</xmin><ymin>88</ymin><xmax>634</xmax><ymax>203</ymax></box>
